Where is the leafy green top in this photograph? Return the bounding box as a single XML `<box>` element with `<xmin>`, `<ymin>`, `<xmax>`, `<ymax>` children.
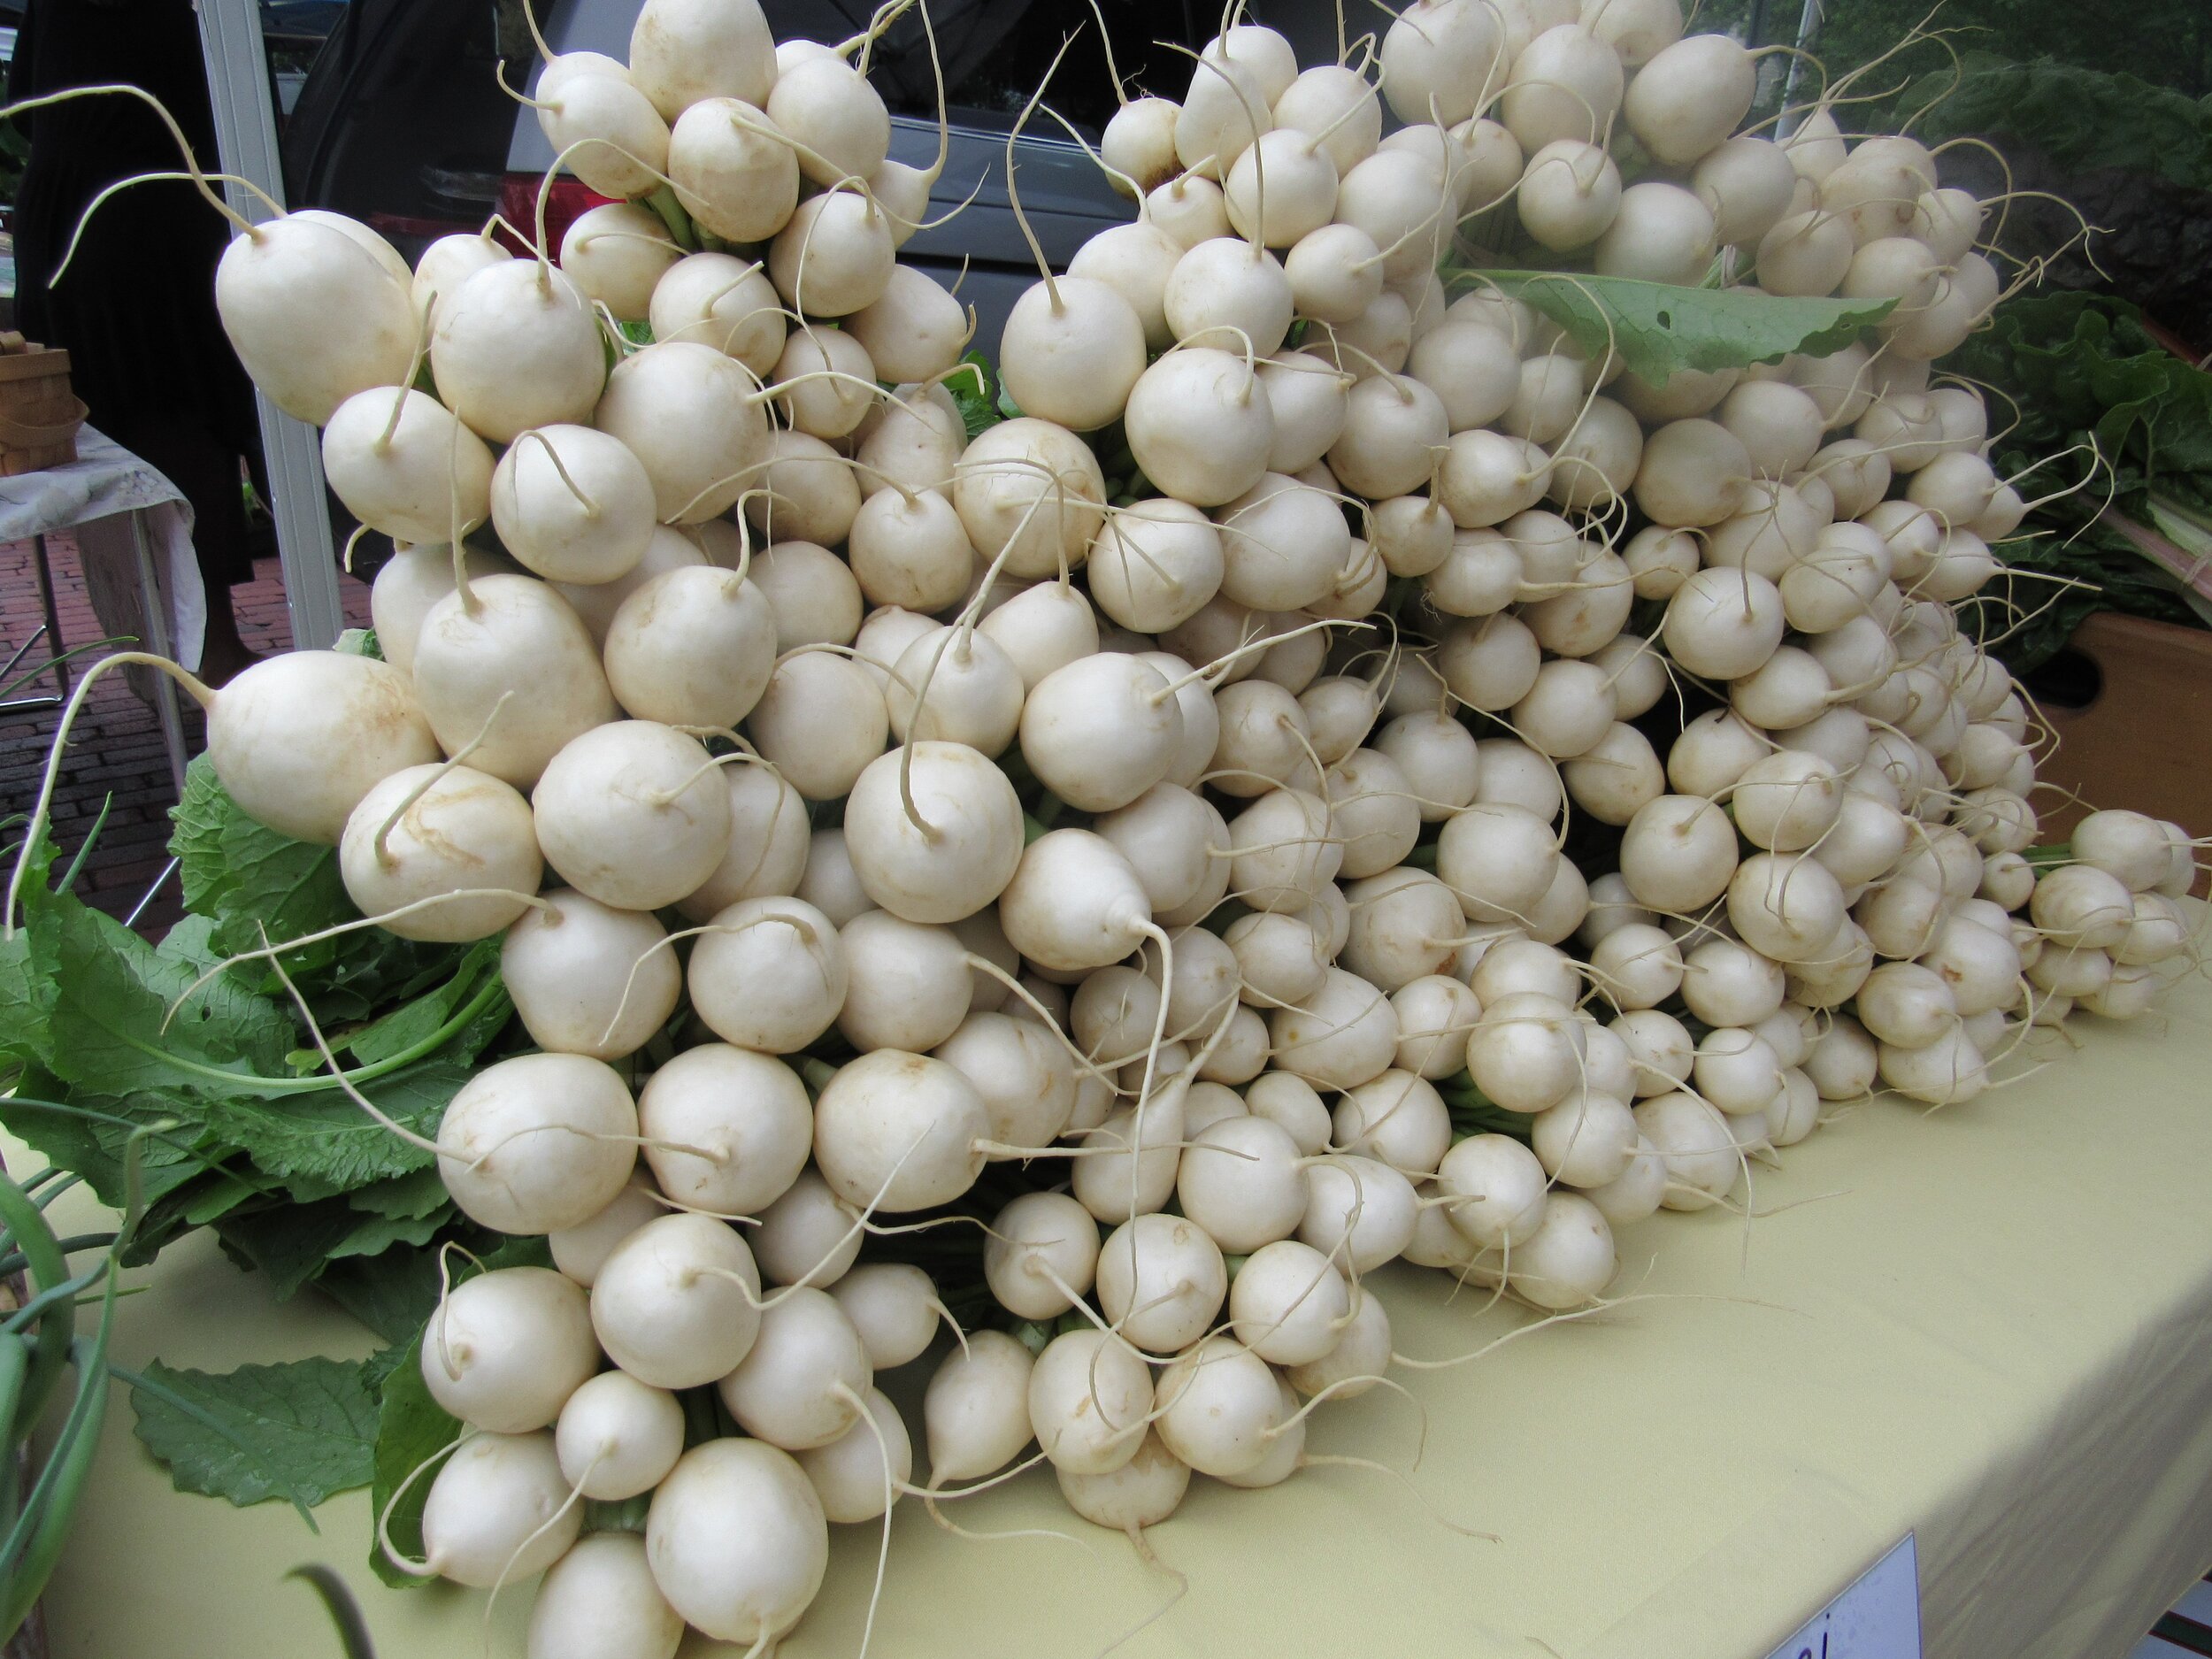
<box><xmin>1948</xmin><ymin>291</ymin><xmax>2212</xmax><ymax>664</ymax></box>
<box><xmin>1457</xmin><ymin>273</ymin><xmax>1895</xmax><ymax>386</ymax></box>
<box><xmin>1897</xmin><ymin>55</ymin><xmax>2212</xmax><ymax>193</ymax></box>
<box><xmin>129</xmin><ymin>1356</ymin><xmax>388</xmax><ymax>1511</ymax></box>
<box><xmin>4</xmin><ymin>757</ymin><xmax>516</xmax><ymax>1290</ymax></box>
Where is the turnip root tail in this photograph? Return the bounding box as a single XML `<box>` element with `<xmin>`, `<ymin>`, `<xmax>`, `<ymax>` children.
<box><xmin>0</xmin><ymin>85</ymin><xmax>257</xmax><ymax>236</ymax></box>
<box><xmin>50</xmin><ymin>168</ymin><xmax>280</xmax><ymax>284</ymax></box>
<box><xmin>373</xmin><ymin>1432</ymin><xmax>476</xmax><ymax>1578</ymax></box>
<box><xmin>1297</xmin><ymin>1452</ymin><xmax>1498</xmax><ymax>1540</ymax></box>
<box><xmin>1091</xmin><ymin>1525</ymin><xmax>1187</xmax><ymax>1659</ymax></box>
<box><xmin>828</xmin><ymin>1379</ymin><xmax>895</xmax><ymax>1659</ymax></box>
<box><xmin>1004</xmin><ymin>27</ymin><xmax>1088</xmax><ymax>306</ymax></box>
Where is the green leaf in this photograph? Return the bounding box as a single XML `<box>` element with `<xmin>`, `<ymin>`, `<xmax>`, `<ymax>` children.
<box><xmin>216</xmin><ymin>1201</ymin><xmax>377</xmax><ymax>1299</ymax></box>
<box><xmin>197</xmin><ymin>1056</ymin><xmax>476</xmax><ymax>1189</ymax></box>
<box><xmin>1947</xmin><ymin>289</ymin><xmax>2212</xmax><ymax>664</ymax></box>
<box><xmin>0</xmin><ymin>835</ymin><xmax>54</xmax><ymax>1082</ymax></box>
<box><xmin>332</xmin><ymin>628</ymin><xmax>381</xmax><ymax>659</ymax></box>
<box><xmin>170</xmin><ymin>751</ymin><xmax>357</xmax><ymax>966</ymax></box>
<box><xmin>946</xmin><ymin>350</ymin><xmax>1001</xmax><ymax>440</ymax></box>
<box><xmin>27</xmin><ymin>887</ymin><xmax>297</xmax><ymax>1100</ymax></box>
<box><xmin>0</xmin><ymin>926</ymin><xmax>41</xmax><ymax>1078</ymax></box>
<box><xmin>168</xmin><ymin>756</ymin><xmax>454</xmax><ymax>1006</ymax></box>
<box><xmin>368</xmin><ymin>1330</ymin><xmax>457</xmax><ymax>1590</ymax></box>
<box><xmin>1459</xmin><ymin>271</ymin><xmax>1895</xmax><ymax>386</ymax></box>
<box><xmin>128</xmin><ymin>1356</ymin><xmax>381</xmax><ymax>1509</ymax></box>
<box><xmin>182</xmin><ymin>1170</ymin><xmax>267</xmax><ymax>1225</ymax></box>
<box><xmin>341</xmin><ymin>941</ymin><xmax>500</xmax><ymax>1067</ymax></box>
<box><xmin>315</xmin><ymin>1247</ymin><xmax>446</xmax><ymax>1347</ymax></box>
<box><xmin>0</xmin><ymin>1079</ymin><xmax>218</xmax><ymax>1219</ymax></box>
<box><xmin>1897</xmin><ymin>56</ymin><xmax>2212</xmax><ymax>194</ymax></box>
<box><xmin>347</xmin><ymin>1167</ymin><xmax>450</xmax><ymax>1221</ymax></box>
<box><xmin>324</xmin><ymin>1207</ymin><xmax>446</xmax><ymax>1263</ymax></box>
<box><xmin>205</xmin><ymin>842</ymin><xmax>351</xmax><ymax>973</ymax></box>
<box><xmin>153</xmin><ymin>912</ymin><xmax>225</xmax><ymax>973</ymax></box>
<box><xmin>167</xmin><ymin>757</ymin><xmax>236</xmax><ymax>921</ymax></box>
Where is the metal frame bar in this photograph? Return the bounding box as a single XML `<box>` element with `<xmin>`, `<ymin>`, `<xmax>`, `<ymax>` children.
<box><xmin>195</xmin><ymin>0</ymin><xmax>343</xmax><ymax>650</ymax></box>
<box><xmin>126</xmin><ymin>857</ymin><xmax>181</xmax><ymax>930</ymax></box>
<box><xmin>0</xmin><ymin>533</ymin><xmax>68</xmax><ymax>710</ymax></box>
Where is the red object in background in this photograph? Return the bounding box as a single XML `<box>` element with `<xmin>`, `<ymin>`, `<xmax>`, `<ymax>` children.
<box><xmin>2140</xmin><ymin>313</ymin><xmax>2210</xmax><ymax>370</ymax></box>
<box><xmin>365</xmin><ymin>174</ymin><xmax>617</xmax><ymax>261</ymax></box>
<box><xmin>494</xmin><ymin>173</ymin><xmax>618</xmax><ymax>257</ymax></box>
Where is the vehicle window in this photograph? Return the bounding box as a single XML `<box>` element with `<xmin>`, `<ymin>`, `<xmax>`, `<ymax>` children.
<box><xmin>762</xmin><ymin>0</ymin><xmax>1208</xmax><ymax>135</ymax></box>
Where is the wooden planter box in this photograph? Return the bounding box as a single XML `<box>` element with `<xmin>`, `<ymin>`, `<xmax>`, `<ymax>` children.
<box><xmin>2033</xmin><ymin>612</ymin><xmax>2212</xmax><ymax>869</ymax></box>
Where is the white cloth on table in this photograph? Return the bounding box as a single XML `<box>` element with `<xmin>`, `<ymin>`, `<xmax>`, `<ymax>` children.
<box><xmin>0</xmin><ymin>423</ymin><xmax>204</xmax><ymax>672</ymax></box>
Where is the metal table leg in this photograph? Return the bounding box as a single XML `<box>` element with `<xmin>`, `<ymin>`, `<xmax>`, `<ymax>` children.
<box><xmin>0</xmin><ymin>532</ymin><xmax>70</xmax><ymax>710</ymax></box>
<box><xmin>128</xmin><ymin>511</ymin><xmax>189</xmax><ymax>802</ymax></box>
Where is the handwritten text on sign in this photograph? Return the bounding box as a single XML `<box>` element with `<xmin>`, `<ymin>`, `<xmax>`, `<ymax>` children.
<box><xmin>1764</xmin><ymin>1533</ymin><xmax>1922</xmax><ymax>1659</ymax></box>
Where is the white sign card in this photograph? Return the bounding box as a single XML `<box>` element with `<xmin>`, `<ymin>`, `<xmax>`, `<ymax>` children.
<box><xmin>1764</xmin><ymin>1532</ymin><xmax>1923</xmax><ymax>1659</ymax></box>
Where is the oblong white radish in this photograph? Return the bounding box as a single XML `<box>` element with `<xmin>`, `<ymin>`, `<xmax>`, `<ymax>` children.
<box><xmin>201</xmin><ymin>649</ymin><xmax>441</xmax><ymax>845</ymax></box>
<box><xmin>216</xmin><ymin>214</ymin><xmax>416</xmax><ymax>424</ymax></box>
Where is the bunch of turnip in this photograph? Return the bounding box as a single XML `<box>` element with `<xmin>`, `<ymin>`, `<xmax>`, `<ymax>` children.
<box><xmin>9</xmin><ymin>0</ymin><xmax>2205</xmax><ymax>1653</ymax></box>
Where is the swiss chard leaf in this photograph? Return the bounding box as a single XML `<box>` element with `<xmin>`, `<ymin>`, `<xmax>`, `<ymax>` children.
<box><xmin>1458</xmin><ymin>272</ymin><xmax>1895</xmax><ymax>385</ymax></box>
<box><xmin>1948</xmin><ymin>290</ymin><xmax>2212</xmax><ymax>664</ymax></box>
<box><xmin>128</xmin><ymin>1356</ymin><xmax>383</xmax><ymax>1509</ymax></box>
<box><xmin>1897</xmin><ymin>55</ymin><xmax>2212</xmax><ymax>194</ymax></box>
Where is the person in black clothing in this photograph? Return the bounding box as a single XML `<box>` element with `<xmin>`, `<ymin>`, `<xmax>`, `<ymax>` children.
<box><xmin>10</xmin><ymin>0</ymin><xmax>266</xmax><ymax>683</ymax></box>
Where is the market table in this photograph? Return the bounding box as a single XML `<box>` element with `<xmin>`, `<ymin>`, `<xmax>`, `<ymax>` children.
<box><xmin>0</xmin><ymin>423</ymin><xmax>201</xmax><ymax>797</ymax></box>
<box><xmin>25</xmin><ymin>969</ymin><xmax>2212</xmax><ymax>1659</ymax></box>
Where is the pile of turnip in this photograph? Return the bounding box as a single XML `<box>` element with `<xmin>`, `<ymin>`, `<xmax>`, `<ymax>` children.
<box><xmin>10</xmin><ymin>0</ymin><xmax>2205</xmax><ymax>1652</ymax></box>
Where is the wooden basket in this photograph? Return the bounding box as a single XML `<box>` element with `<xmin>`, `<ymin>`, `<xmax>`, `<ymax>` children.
<box><xmin>0</xmin><ymin>335</ymin><xmax>85</xmax><ymax>477</ymax></box>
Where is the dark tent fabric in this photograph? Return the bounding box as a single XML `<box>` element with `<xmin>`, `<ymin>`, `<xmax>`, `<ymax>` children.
<box><xmin>10</xmin><ymin>0</ymin><xmax>264</xmax><ymax>590</ymax></box>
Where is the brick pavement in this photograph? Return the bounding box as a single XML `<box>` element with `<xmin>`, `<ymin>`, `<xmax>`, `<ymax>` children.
<box><xmin>1</xmin><ymin>534</ymin><xmax>371</xmax><ymax>933</ymax></box>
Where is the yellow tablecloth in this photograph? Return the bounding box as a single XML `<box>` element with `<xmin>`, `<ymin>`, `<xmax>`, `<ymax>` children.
<box><xmin>28</xmin><ymin>970</ymin><xmax>2212</xmax><ymax>1659</ymax></box>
